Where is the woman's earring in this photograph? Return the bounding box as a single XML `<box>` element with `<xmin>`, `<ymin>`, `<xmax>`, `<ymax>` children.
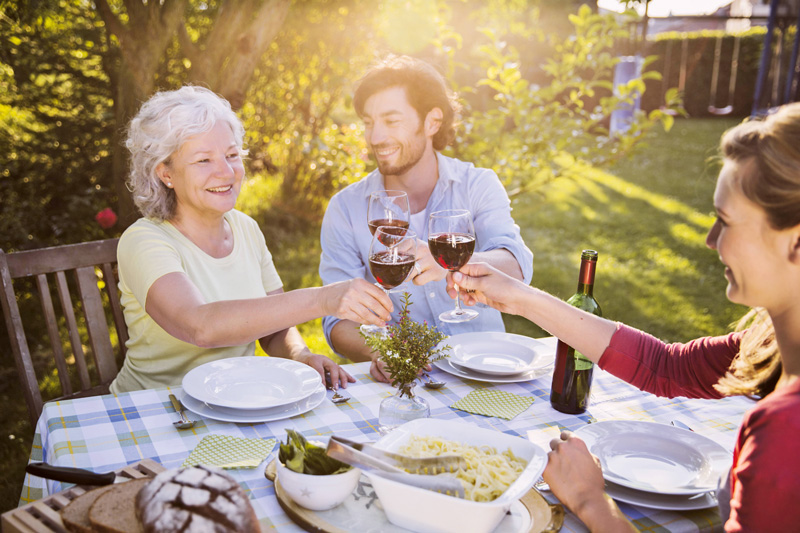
<box><xmin>166</xmin><ymin>182</ymin><xmax>172</xmax><ymax>188</ymax></box>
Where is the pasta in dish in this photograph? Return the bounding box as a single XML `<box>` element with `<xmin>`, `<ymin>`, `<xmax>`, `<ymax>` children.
<box><xmin>398</xmin><ymin>435</ymin><xmax>527</xmax><ymax>502</ymax></box>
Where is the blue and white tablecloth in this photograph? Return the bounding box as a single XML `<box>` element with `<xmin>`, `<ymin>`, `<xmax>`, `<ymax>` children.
<box><xmin>19</xmin><ymin>356</ymin><xmax>751</xmax><ymax>532</ymax></box>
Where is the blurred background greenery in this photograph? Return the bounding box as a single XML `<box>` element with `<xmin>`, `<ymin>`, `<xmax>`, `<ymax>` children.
<box><xmin>1</xmin><ymin>0</ymin><xmax>752</xmax><ymax>512</ymax></box>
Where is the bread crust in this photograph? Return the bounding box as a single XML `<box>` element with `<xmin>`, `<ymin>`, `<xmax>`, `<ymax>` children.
<box><xmin>135</xmin><ymin>465</ymin><xmax>260</xmax><ymax>533</ymax></box>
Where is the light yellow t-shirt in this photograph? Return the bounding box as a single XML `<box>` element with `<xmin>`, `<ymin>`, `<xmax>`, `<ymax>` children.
<box><xmin>110</xmin><ymin>209</ymin><xmax>283</xmax><ymax>393</ymax></box>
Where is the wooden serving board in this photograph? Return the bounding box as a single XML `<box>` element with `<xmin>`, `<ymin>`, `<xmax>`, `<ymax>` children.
<box><xmin>2</xmin><ymin>459</ymin><xmax>164</xmax><ymax>533</ymax></box>
<box><xmin>265</xmin><ymin>460</ymin><xmax>564</xmax><ymax>533</ymax></box>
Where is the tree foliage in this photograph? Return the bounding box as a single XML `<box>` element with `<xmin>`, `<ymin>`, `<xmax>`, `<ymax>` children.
<box><xmin>240</xmin><ymin>1</ymin><xmax>378</xmax><ymax>218</ymax></box>
<box><xmin>1</xmin><ymin>0</ymin><xmax>677</xmax><ymax>252</ymax></box>
<box><xmin>1</xmin><ymin>1</ymin><xmax>114</xmax><ymax>250</ymax></box>
<box><xmin>452</xmin><ymin>5</ymin><xmax>679</xmax><ymax>197</ymax></box>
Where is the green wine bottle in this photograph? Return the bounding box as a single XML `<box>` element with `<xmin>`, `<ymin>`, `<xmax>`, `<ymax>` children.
<box><xmin>550</xmin><ymin>250</ymin><xmax>602</xmax><ymax>414</ymax></box>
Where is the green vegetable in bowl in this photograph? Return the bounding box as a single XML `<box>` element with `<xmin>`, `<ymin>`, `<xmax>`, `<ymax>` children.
<box><xmin>278</xmin><ymin>429</ymin><xmax>352</xmax><ymax>475</ymax></box>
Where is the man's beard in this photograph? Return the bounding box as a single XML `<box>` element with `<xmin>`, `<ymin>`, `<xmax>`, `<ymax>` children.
<box><xmin>373</xmin><ymin>129</ymin><xmax>427</xmax><ymax>177</ymax></box>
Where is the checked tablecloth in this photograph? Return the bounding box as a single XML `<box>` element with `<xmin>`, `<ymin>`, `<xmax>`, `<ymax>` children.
<box><xmin>18</xmin><ymin>356</ymin><xmax>751</xmax><ymax>532</ymax></box>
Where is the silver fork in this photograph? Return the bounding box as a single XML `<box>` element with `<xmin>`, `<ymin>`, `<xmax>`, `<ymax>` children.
<box><xmin>325</xmin><ymin>371</ymin><xmax>350</xmax><ymax>403</ymax></box>
<box><xmin>330</xmin><ymin>388</ymin><xmax>350</xmax><ymax>404</ymax></box>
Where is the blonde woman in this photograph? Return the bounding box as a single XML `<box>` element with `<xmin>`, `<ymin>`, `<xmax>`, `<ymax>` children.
<box><xmin>110</xmin><ymin>86</ymin><xmax>392</xmax><ymax>394</ymax></box>
<box><xmin>449</xmin><ymin>103</ymin><xmax>800</xmax><ymax>532</ymax></box>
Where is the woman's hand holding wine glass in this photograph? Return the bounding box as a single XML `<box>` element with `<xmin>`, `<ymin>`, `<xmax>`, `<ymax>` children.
<box><xmin>428</xmin><ymin>209</ymin><xmax>479</xmax><ymax>323</ymax></box>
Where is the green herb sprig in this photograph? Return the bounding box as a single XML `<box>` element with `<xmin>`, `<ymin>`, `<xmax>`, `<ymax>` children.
<box><xmin>360</xmin><ymin>292</ymin><xmax>449</xmax><ymax>397</ymax></box>
<box><xmin>278</xmin><ymin>429</ymin><xmax>352</xmax><ymax>475</ymax></box>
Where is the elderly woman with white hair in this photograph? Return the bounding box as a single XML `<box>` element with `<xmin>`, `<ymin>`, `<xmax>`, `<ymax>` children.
<box><xmin>110</xmin><ymin>85</ymin><xmax>392</xmax><ymax>394</ymax></box>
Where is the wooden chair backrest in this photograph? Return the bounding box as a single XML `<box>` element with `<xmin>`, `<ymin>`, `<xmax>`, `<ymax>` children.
<box><xmin>0</xmin><ymin>238</ymin><xmax>128</xmax><ymax>427</ymax></box>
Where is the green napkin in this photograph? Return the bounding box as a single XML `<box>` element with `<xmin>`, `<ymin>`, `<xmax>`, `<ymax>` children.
<box><xmin>450</xmin><ymin>389</ymin><xmax>535</xmax><ymax>420</ymax></box>
<box><xmin>182</xmin><ymin>434</ymin><xmax>276</xmax><ymax>469</ymax></box>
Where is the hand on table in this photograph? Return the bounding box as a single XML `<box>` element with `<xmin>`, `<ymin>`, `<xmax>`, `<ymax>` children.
<box><xmin>543</xmin><ymin>431</ymin><xmax>605</xmax><ymax>512</ymax></box>
<box><xmin>298</xmin><ymin>352</ymin><xmax>355</xmax><ymax>390</ymax></box>
<box><xmin>369</xmin><ymin>357</ymin><xmax>432</xmax><ymax>385</ymax></box>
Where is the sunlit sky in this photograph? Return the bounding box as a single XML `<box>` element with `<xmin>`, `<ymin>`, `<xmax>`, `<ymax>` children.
<box><xmin>597</xmin><ymin>0</ymin><xmax>734</xmax><ymax>17</ymax></box>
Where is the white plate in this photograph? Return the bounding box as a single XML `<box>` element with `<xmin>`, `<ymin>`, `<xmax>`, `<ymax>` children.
<box><xmin>605</xmin><ymin>480</ymin><xmax>719</xmax><ymax>511</ymax></box>
<box><xmin>447</xmin><ymin>333</ymin><xmax>541</xmax><ymax>376</ymax></box>
<box><xmin>576</xmin><ymin>420</ymin><xmax>730</xmax><ymax>495</ymax></box>
<box><xmin>181</xmin><ymin>385</ymin><xmax>325</xmax><ymax>423</ymax></box>
<box><xmin>433</xmin><ymin>336</ymin><xmax>556</xmax><ymax>383</ymax></box>
<box><xmin>182</xmin><ymin>357</ymin><xmax>322</xmax><ymax>410</ymax></box>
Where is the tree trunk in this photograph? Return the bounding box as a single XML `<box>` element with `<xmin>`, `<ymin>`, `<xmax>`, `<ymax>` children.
<box><xmin>96</xmin><ymin>0</ymin><xmax>290</xmax><ymax>225</ymax></box>
<box><xmin>96</xmin><ymin>0</ymin><xmax>187</xmax><ymax>227</ymax></box>
<box><xmin>184</xmin><ymin>0</ymin><xmax>291</xmax><ymax>109</ymax></box>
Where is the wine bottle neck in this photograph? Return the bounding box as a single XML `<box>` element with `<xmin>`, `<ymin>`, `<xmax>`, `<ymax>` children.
<box><xmin>577</xmin><ymin>259</ymin><xmax>596</xmax><ymax>296</ymax></box>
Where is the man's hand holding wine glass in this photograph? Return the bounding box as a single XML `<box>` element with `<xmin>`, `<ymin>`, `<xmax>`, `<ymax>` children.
<box><xmin>410</xmin><ymin>238</ymin><xmax>448</xmax><ymax>286</ymax></box>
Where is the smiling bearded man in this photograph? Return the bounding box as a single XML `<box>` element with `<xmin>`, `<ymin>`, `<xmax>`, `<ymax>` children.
<box><xmin>318</xmin><ymin>55</ymin><xmax>534</xmax><ymax>383</ymax></box>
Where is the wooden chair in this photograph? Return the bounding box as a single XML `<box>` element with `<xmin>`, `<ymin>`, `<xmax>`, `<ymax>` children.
<box><xmin>0</xmin><ymin>239</ymin><xmax>128</xmax><ymax>427</ymax></box>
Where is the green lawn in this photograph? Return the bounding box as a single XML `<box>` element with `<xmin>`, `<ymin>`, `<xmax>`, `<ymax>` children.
<box><xmin>0</xmin><ymin>116</ymin><xmax>747</xmax><ymax>513</ymax></box>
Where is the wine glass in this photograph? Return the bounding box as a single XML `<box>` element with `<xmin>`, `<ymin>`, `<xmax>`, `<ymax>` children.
<box><xmin>368</xmin><ymin>190</ymin><xmax>411</xmax><ymax>292</ymax></box>
<box><xmin>360</xmin><ymin>227</ymin><xmax>417</xmax><ymax>336</ymax></box>
<box><xmin>368</xmin><ymin>190</ymin><xmax>410</xmax><ymax>236</ymax></box>
<box><xmin>428</xmin><ymin>209</ymin><xmax>478</xmax><ymax>323</ymax></box>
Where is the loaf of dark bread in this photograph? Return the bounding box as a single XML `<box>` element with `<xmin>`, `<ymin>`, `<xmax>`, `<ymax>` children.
<box><xmin>135</xmin><ymin>465</ymin><xmax>260</xmax><ymax>532</ymax></box>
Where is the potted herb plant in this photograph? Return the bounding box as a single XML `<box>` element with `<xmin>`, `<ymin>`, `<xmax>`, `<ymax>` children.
<box><xmin>361</xmin><ymin>293</ymin><xmax>449</xmax><ymax>433</ymax></box>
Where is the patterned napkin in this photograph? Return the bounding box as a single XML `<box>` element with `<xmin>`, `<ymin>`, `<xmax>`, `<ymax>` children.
<box><xmin>450</xmin><ymin>389</ymin><xmax>535</xmax><ymax>420</ymax></box>
<box><xmin>182</xmin><ymin>434</ymin><xmax>276</xmax><ymax>469</ymax></box>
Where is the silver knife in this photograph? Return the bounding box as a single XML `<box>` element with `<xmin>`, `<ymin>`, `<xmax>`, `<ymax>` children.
<box><xmin>26</xmin><ymin>462</ymin><xmax>125</xmax><ymax>485</ymax></box>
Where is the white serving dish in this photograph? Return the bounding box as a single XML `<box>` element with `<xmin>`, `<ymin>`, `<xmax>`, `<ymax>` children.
<box><xmin>367</xmin><ymin>418</ymin><xmax>547</xmax><ymax>533</ymax></box>
<box><xmin>182</xmin><ymin>357</ymin><xmax>322</xmax><ymax>409</ymax></box>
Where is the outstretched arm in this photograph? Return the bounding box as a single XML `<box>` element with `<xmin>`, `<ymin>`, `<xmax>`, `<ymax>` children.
<box><xmin>145</xmin><ymin>272</ymin><xmax>392</xmax><ymax>350</ymax></box>
<box><xmin>258</xmin><ymin>288</ymin><xmax>356</xmax><ymax>390</ymax></box>
<box><xmin>448</xmin><ymin>263</ymin><xmax>616</xmax><ymax>363</ymax></box>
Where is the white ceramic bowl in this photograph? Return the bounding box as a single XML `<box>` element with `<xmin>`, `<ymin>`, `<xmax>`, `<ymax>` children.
<box><xmin>367</xmin><ymin>418</ymin><xmax>547</xmax><ymax>533</ymax></box>
<box><xmin>275</xmin><ymin>435</ymin><xmax>362</xmax><ymax>511</ymax></box>
<box><xmin>276</xmin><ymin>460</ymin><xmax>361</xmax><ymax>511</ymax></box>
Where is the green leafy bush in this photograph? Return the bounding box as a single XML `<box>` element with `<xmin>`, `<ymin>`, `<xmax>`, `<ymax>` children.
<box><xmin>452</xmin><ymin>5</ymin><xmax>680</xmax><ymax>197</ymax></box>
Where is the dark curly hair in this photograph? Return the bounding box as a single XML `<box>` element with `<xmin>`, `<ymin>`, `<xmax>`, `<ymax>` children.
<box><xmin>353</xmin><ymin>55</ymin><xmax>461</xmax><ymax>150</ymax></box>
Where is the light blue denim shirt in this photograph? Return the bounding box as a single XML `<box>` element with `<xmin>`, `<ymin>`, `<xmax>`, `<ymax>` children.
<box><xmin>319</xmin><ymin>153</ymin><xmax>534</xmax><ymax>353</ymax></box>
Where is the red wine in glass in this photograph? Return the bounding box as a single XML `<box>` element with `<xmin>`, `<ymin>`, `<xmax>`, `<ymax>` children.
<box><xmin>368</xmin><ymin>218</ymin><xmax>409</xmax><ymax>236</ymax></box>
<box><xmin>368</xmin><ymin>191</ymin><xmax>410</xmax><ymax>235</ymax></box>
<box><xmin>368</xmin><ymin>191</ymin><xmax>411</xmax><ymax>293</ymax></box>
<box><xmin>428</xmin><ymin>233</ymin><xmax>475</xmax><ymax>271</ymax></box>
<box><xmin>428</xmin><ymin>209</ymin><xmax>478</xmax><ymax>323</ymax></box>
<box><xmin>360</xmin><ymin>227</ymin><xmax>418</xmax><ymax>337</ymax></box>
<box><xmin>370</xmin><ymin>250</ymin><xmax>415</xmax><ymax>290</ymax></box>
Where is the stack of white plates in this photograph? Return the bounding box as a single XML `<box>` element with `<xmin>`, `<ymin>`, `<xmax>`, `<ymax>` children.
<box><xmin>180</xmin><ymin>357</ymin><xmax>326</xmax><ymax>423</ymax></box>
<box><xmin>575</xmin><ymin>420</ymin><xmax>729</xmax><ymax>510</ymax></box>
<box><xmin>433</xmin><ymin>333</ymin><xmax>557</xmax><ymax>383</ymax></box>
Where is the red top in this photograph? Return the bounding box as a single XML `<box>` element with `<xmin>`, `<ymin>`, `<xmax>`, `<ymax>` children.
<box><xmin>599</xmin><ymin>323</ymin><xmax>800</xmax><ymax>532</ymax></box>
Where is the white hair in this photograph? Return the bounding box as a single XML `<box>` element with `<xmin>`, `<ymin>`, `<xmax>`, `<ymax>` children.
<box><xmin>125</xmin><ymin>85</ymin><xmax>247</xmax><ymax>220</ymax></box>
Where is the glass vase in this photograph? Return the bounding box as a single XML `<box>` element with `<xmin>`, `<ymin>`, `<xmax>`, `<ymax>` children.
<box><xmin>378</xmin><ymin>381</ymin><xmax>430</xmax><ymax>435</ymax></box>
